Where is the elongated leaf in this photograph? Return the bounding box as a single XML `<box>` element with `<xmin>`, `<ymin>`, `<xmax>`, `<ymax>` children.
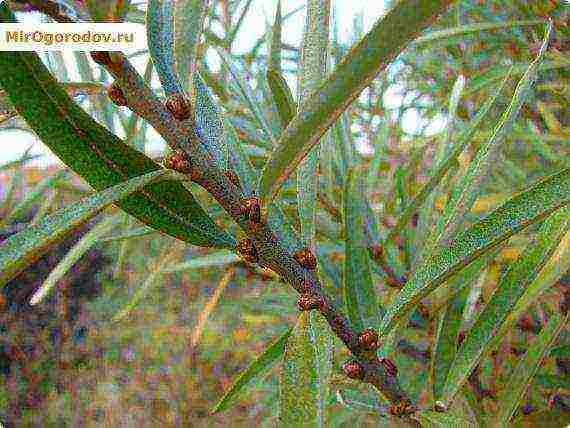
<box><xmin>310</xmin><ymin>312</ymin><xmax>334</xmax><ymax>425</ymax></box>
<box><xmin>280</xmin><ymin>312</ymin><xmax>320</xmax><ymax>426</ymax></box>
<box><xmin>173</xmin><ymin>0</ymin><xmax>209</xmax><ymax>91</ymax></box>
<box><xmin>100</xmin><ymin>226</ymin><xmax>156</xmax><ymax>243</ymax></box>
<box><xmin>0</xmin><ymin>170</ymin><xmax>67</xmax><ymax>227</ymax></box>
<box><xmin>30</xmin><ymin>215</ymin><xmax>117</xmax><ymax>305</ymax></box>
<box><xmin>147</xmin><ymin>0</ymin><xmax>183</xmax><ymax>95</ymax></box>
<box><xmin>190</xmin><ymin>269</ymin><xmax>234</xmax><ymax>347</ymax></box>
<box><xmin>193</xmin><ymin>71</ymin><xmax>227</xmax><ymax>168</ymax></box>
<box><xmin>0</xmin><ymin>150</ymin><xmax>39</xmax><ymax>172</ymax></box>
<box><xmin>385</xmin><ymin>77</ymin><xmax>506</xmax><ymax>245</ymax></box>
<box><xmin>413</xmin><ymin>19</ymin><xmax>545</xmax><ymax>46</ymax></box>
<box><xmin>492</xmin><ymin>313</ymin><xmax>569</xmax><ymax>425</ymax></box>
<box><xmin>266</xmin><ymin>69</ymin><xmax>297</xmax><ymax>129</ymax></box>
<box><xmin>379</xmin><ymin>167</ymin><xmax>570</xmax><ymax>336</ymax></box>
<box><xmin>161</xmin><ymin>250</ymin><xmax>239</xmax><ymax>273</ymax></box>
<box><xmin>423</xmin><ymin>23</ymin><xmax>551</xmax><ymax>254</ymax></box>
<box><xmin>0</xmin><ymin>170</ymin><xmax>170</xmax><ymax>287</ymax></box>
<box><xmin>344</xmin><ymin>169</ymin><xmax>377</xmax><ymax>331</ymax></box>
<box><xmin>226</xmin><ymin>0</ymin><xmax>254</xmax><ymax>47</ymax></box>
<box><xmin>431</xmin><ymin>287</ymin><xmax>468</xmax><ymax>401</ymax></box>
<box><xmin>113</xmin><ymin>242</ymin><xmax>183</xmax><ymax>321</ymax></box>
<box><xmin>212</xmin><ymin>328</ymin><xmax>291</xmax><ymax>414</ymax></box>
<box><xmin>0</xmin><ymin>4</ymin><xmax>234</xmax><ymax>249</ymax></box>
<box><xmin>440</xmin><ymin>207</ymin><xmax>569</xmax><ymax>405</ymax></box>
<box><xmin>259</xmin><ymin>0</ymin><xmax>456</xmax><ymax>202</ymax></box>
<box><xmin>224</xmin><ymin>117</ymin><xmax>257</xmax><ymax>195</ymax></box>
<box><xmin>489</xmin><ymin>232</ymin><xmax>570</xmax><ymax>351</ymax></box>
<box><xmin>297</xmin><ymin>0</ymin><xmax>330</xmax><ymax>249</ymax></box>
<box><xmin>217</xmin><ymin>49</ymin><xmax>276</xmax><ymax>142</ymax></box>
<box><xmin>268</xmin><ymin>0</ymin><xmax>282</xmax><ymax>73</ymax></box>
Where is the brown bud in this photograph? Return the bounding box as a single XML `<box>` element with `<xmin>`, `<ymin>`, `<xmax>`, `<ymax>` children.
<box><xmin>162</xmin><ymin>149</ymin><xmax>193</xmax><ymax>175</ymax></box>
<box><xmin>165</xmin><ymin>94</ymin><xmax>192</xmax><ymax>121</ymax></box>
<box><xmin>236</xmin><ymin>239</ymin><xmax>257</xmax><ymax>264</ymax></box>
<box><xmin>224</xmin><ymin>170</ymin><xmax>241</xmax><ymax>188</ymax></box>
<box><xmin>238</xmin><ymin>197</ymin><xmax>262</xmax><ymax>224</ymax></box>
<box><xmin>293</xmin><ymin>248</ymin><xmax>317</xmax><ymax>270</ymax></box>
<box><xmin>342</xmin><ymin>360</ymin><xmax>364</xmax><ymax>380</ymax></box>
<box><xmin>389</xmin><ymin>399</ymin><xmax>414</xmax><ymax>416</ymax></box>
<box><xmin>107</xmin><ymin>83</ymin><xmax>128</xmax><ymax>106</ymax></box>
<box><xmin>357</xmin><ymin>328</ymin><xmax>379</xmax><ymax>351</ymax></box>
<box><xmin>379</xmin><ymin>357</ymin><xmax>398</xmax><ymax>376</ymax></box>
<box><xmin>297</xmin><ymin>294</ymin><xmax>322</xmax><ymax>311</ymax></box>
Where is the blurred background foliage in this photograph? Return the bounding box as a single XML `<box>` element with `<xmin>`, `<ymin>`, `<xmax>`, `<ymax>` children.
<box><xmin>0</xmin><ymin>0</ymin><xmax>568</xmax><ymax>426</ymax></box>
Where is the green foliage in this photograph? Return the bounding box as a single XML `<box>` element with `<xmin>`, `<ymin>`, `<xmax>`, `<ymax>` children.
<box><xmin>0</xmin><ymin>0</ymin><xmax>568</xmax><ymax>425</ymax></box>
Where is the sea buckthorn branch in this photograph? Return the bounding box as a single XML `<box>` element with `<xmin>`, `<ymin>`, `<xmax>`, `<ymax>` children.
<box><xmin>12</xmin><ymin>0</ymin><xmax>75</xmax><ymax>23</ymax></box>
<box><xmin>92</xmin><ymin>51</ymin><xmax>415</xmax><ymax>415</ymax></box>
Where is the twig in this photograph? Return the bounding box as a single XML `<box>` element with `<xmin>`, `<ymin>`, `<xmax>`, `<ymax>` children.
<box><xmin>93</xmin><ymin>51</ymin><xmax>415</xmax><ymax>414</ymax></box>
<box><xmin>13</xmin><ymin>0</ymin><xmax>75</xmax><ymax>23</ymax></box>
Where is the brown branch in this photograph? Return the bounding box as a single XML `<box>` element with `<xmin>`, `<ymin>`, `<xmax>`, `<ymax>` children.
<box><xmin>12</xmin><ymin>0</ymin><xmax>75</xmax><ymax>23</ymax></box>
<box><xmin>94</xmin><ymin>52</ymin><xmax>415</xmax><ymax>415</ymax></box>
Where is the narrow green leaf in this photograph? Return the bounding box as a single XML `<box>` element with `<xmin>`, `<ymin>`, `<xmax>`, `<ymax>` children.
<box><xmin>489</xmin><ymin>232</ymin><xmax>570</xmax><ymax>352</ymax></box>
<box><xmin>0</xmin><ymin>4</ymin><xmax>234</xmax><ymax>248</ymax></box>
<box><xmin>431</xmin><ymin>288</ymin><xmax>468</xmax><ymax>401</ymax></box>
<box><xmin>99</xmin><ymin>226</ymin><xmax>157</xmax><ymax>243</ymax></box>
<box><xmin>217</xmin><ymin>49</ymin><xmax>276</xmax><ymax>142</ymax></box>
<box><xmin>259</xmin><ymin>0</ymin><xmax>456</xmax><ymax>202</ymax></box>
<box><xmin>379</xmin><ymin>167</ymin><xmax>570</xmax><ymax>336</ymax></box>
<box><xmin>173</xmin><ymin>0</ymin><xmax>209</xmax><ymax>91</ymax></box>
<box><xmin>147</xmin><ymin>0</ymin><xmax>183</xmax><ymax>95</ymax></box>
<box><xmin>113</xmin><ymin>243</ymin><xmax>183</xmax><ymax>321</ymax></box>
<box><xmin>224</xmin><ymin>117</ymin><xmax>257</xmax><ymax>195</ymax></box>
<box><xmin>492</xmin><ymin>313</ymin><xmax>569</xmax><ymax>425</ymax></box>
<box><xmin>297</xmin><ymin>0</ymin><xmax>330</xmax><ymax>249</ymax></box>
<box><xmin>212</xmin><ymin>328</ymin><xmax>292</xmax><ymax>414</ymax></box>
<box><xmin>413</xmin><ymin>19</ymin><xmax>545</xmax><ymax>46</ymax></box>
<box><xmin>0</xmin><ymin>170</ymin><xmax>170</xmax><ymax>288</ymax></box>
<box><xmin>193</xmin><ymin>71</ymin><xmax>227</xmax><ymax>168</ymax></box>
<box><xmin>385</xmin><ymin>78</ymin><xmax>506</xmax><ymax>245</ymax></box>
<box><xmin>268</xmin><ymin>0</ymin><xmax>283</xmax><ymax>73</ymax></box>
<box><xmin>424</xmin><ymin>22</ymin><xmax>551</xmax><ymax>253</ymax></box>
<box><xmin>266</xmin><ymin>203</ymin><xmax>301</xmax><ymax>253</ymax></box>
<box><xmin>441</xmin><ymin>207</ymin><xmax>569</xmax><ymax>406</ymax></box>
<box><xmin>30</xmin><ymin>215</ymin><xmax>117</xmax><ymax>305</ymax></box>
<box><xmin>266</xmin><ymin>69</ymin><xmax>297</xmax><ymax>128</ymax></box>
<box><xmin>0</xmin><ymin>170</ymin><xmax>67</xmax><ymax>227</ymax></box>
<box><xmin>344</xmin><ymin>169</ymin><xmax>377</xmax><ymax>332</ymax></box>
<box><xmin>309</xmin><ymin>311</ymin><xmax>334</xmax><ymax>425</ymax></box>
<box><xmin>0</xmin><ymin>150</ymin><xmax>40</xmax><ymax>172</ymax></box>
<box><xmin>280</xmin><ymin>312</ymin><xmax>320</xmax><ymax>427</ymax></box>
<box><xmin>161</xmin><ymin>251</ymin><xmax>239</xmax><ymax>273</ymax></box>
<box><xmin>226</xmin><ymin>0</ymin><xmax>254</xmax><ymax>47</ymax></box>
